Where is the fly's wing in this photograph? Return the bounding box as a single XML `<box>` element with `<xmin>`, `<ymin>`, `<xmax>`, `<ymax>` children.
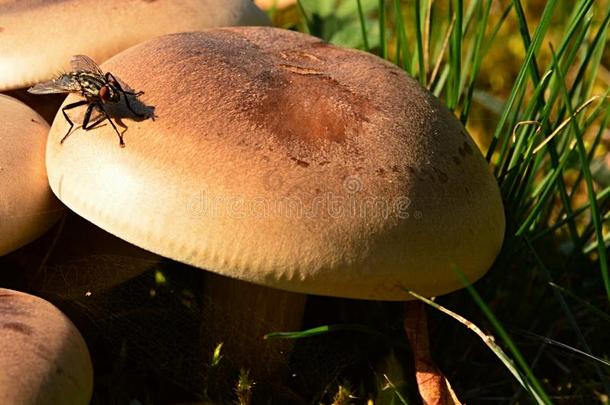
<box><xmin>71</xmin><ymin>55</ymin><xmax>104</xmax><ymax>75</ymax></box>
<box><xmin>27</xmin><ymin>75</ymin><xmax>76</xmax><ymax>94</ymax></box>
<box><xmin>72</xmin><ymin>54</ymin><xmax>140</xmax><ymax>96</ymax></box>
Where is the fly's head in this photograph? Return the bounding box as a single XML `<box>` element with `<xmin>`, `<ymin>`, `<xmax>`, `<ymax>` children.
<box><xmin>99</xmin><ymin>84</ymin><xmax>120</xmax><ymax>104</ymax></box>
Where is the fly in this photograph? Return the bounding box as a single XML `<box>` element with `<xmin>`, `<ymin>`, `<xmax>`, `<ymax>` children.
<box><xmin>28</xmin><ymin>55</ymin><xmax>145</xmax><ymax>147</ymax></box>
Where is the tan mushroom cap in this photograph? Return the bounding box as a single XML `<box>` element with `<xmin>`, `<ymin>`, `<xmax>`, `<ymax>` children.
<box><xmin>0</xmin><ymin>0</ymin><xmax>270</xmax><ymax>91</ymax></box>
<box><xmin>0</xmin><ymin>95</ymin><xmax>62</xmax><ymax>256</ymax></box>
<box><xmin>25</xmin><ymin>214</ymin><xmax>162</xmax><ymax>300</ymax></box>
<box><xmin>255</xmin><ymin>0</ymin><xmax>296</xmax><ymax>10</ymax></box>
<box><xmin>45</xmin><ymin>27</ymin><xmax>505</xmax><ymax>301</ymax></box>
<box><xmin>0</xmin><ymin>288</ymin><xmax>93</xmax><ymax>404</ymax></box>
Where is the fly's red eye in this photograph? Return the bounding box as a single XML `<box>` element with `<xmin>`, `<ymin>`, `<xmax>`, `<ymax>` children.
<box><xmin>99</xmin><ymin>85</ymin><xmax>109</xmax><ymax>102</ymax></box>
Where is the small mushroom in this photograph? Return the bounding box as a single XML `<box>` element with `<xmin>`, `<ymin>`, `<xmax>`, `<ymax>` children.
<box><xmin>0</xmin><ymin>288</ymin><xmax>93</xmax><ymax>404</ymax></box>
<box><xmin>0</xmin><ymin>95</ymin><xmax>63</xmax><ymax>256</ymax></box>
<box><xmin>0</xmin><ymin>0</ymin><xmax>270</xmax><ymax>92</ymax></box>
<box><xmin>43</xmin><ymin>27</ymin><xmax>504</xmax><ymax>391</ymax></box>
<box><xmin>21</xmin><ymin>213</ymin><xmax>162</xmax><ymax>300</ymax></box>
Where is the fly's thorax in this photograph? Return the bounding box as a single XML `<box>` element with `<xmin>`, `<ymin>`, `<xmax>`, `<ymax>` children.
<box><xmin>74</xmin><ymin>71</ymin><xmax>106</xmax><ymax>99</ymax></box>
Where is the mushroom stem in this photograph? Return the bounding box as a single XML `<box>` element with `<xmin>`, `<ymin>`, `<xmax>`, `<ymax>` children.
<box><xmin>202</xmin><ymin>273</ymin><xmax>307</xmax><ymax>383</ymax></box>
<box><xmin>404</xmin><ymin>301</ymin><xmax>461</xmax><ymax>405</ymax></box>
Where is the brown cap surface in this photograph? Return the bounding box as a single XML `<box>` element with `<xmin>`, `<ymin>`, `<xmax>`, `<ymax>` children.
<box><xmin>0</xmin><ymin>288</ymin><xmax>93</xmax><ymax>404</ymax></box>
<box><xmin>0</xmin><ymin>95</ymin><xmax>63</xmax><ymax>256</ymax></box>
<box><xmin>0</xmin><ymin>0</ymin><xmax>270</xmax><ymax>91</ymax></box>
<box><xmin>45</xmin><ymin>27</ymin><xmax>505</xmax><ymax>300</ymax></box>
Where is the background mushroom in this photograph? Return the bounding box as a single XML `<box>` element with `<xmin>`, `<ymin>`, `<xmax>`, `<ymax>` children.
<box><xmin>0</xmin><ymin>288</ymin><xmax>93</xmax><ymax>405</ymax></box>
<box><xmin>0</xmin><ymin>0</ymin><xmax>270</xmax><ymax>122</ymax></box>
<box><xmin>255</xmin><ymin>0</ymin><xmax>296</xmax><ymax>10</ymax></box>
<box><xmin>0</xmin><ymin>95</ymin><xmax>62</xmax><ymax>257</ymax></box>
<box><xmin>11</xmin><ymin>213</ymin><xmax>163</xmax><ymax>301</ymax></box>
<box><xmin>0</xmin><ymin>0</ymin><xmax>269</xmax><ymax>91</ymax></box>
<box><xmin>42</xmin><ymin>27</ymin><xmax>504</xmax><ymax>395</ymax></box>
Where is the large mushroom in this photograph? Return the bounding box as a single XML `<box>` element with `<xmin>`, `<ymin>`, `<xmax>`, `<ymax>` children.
<box><xmin>0</xmin><ymin>95</ymin><xmax>62</xmax><ymax>256</ymax></box>
<box><xmin>0</xmin><ymin>288</ymin><xmax>93</xmax><ymax>404</ymax></box>
<box><xmin>42</xmin><ymin>27</ymin><xmax>504</xmax><ymax>396</ymax></box>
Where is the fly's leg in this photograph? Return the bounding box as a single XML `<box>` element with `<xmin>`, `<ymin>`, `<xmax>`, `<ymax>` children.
<box><xmin>106</xmin><ymin>114</ymin><xmax>125</xmax><ymax>148</ymax></box>
<box><xmin>98</xmin><ymin>106</ymin><xmax>125</xmax><ymax>147</ymax></box>
<box><xmin>82</xmin><ymin>103</ymin><xmax>125</xmax><ymax>147</ymax></box>
<box><xmin>105</xmin><ymin>72</ymin><xmax>145</xmax><ymax>117</ymax></box>
<box><xmin>60</xmin><ymin>100</ymin><xmax>89</xmax><ymax>144</ymax></box>
<box><xmin>81</xmin><ymin>103</ymin><xmax>105</xmax><ymax>130</ymax></box>
<box><xmin>123</xmin><ymin>90</ymin><xmax>144</xmax><ymax>96</ymax></box>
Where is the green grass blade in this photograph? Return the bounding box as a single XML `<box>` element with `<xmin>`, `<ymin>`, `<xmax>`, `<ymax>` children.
<box><xmin>481</xmin><ymin>3</ymin><xmax>513</xmax><ymax>56</ymax></box>
<box><xmin>561</xmin><ymin>3</ymin><xmax>607</xmax><ymax>106</ymax></box>
<box><xmin>504</xmin><ymin>0</ymin><xmax>594</xmax><ymax>177</ymax></box>
<box><xmin>378</xmin><ymin>0</ymin><xmax>386</xmax><ymax>59</ymax></box>
<box><xmin>512</xmin><ymin>0</ymin><xmax>542</xmax><ymax>85</ymax></box>
<box><xmin>447</xmin><ymin>0</ymin><xmax>462</xmax><ymax>110</ymax></box>
<box><xmin>394</xmin><ymin>0</ymin><xmax>411</xmax><ymax>72</ymax></box>
<box><xmin>549</xmin><ymin>45</ymin><xmax>610</xmax><ymax>303</ymax></box>
<box><xmin>456</xmin><ymin>270</ymin><xmax>553</xmax><ymax>404</ymax></box>
<box><xmin>548</xmin><ymin>282</ymin><xmax>610</xmax><ymax>324</ymax></box>
<box><xmin>413</xmin><ymin>0</ymin><xmax>425</xmax><ymax>84</ymax></box>
<box><xmin>531</xmin><ymin>186</ymin><xmax>610</xmax><ymax>242</ymax></box>
<box><xmin>422</xmin><ymin>0</ymin><xmax>432</xmax><ymax>79</ymax></box>
<box><xmin>583</xmin><ymin>231</ymin><xmax>610</xmax><ymax>255</ymax></box>
<box><xmin>296</xmin><ymin>0</ymin><xmax>311</xmax><ymax>34</ymax></box>
<box><xmin>432</xmin><ymin>65</ymin><xmax>450</xmax><ymax>97</ymax></box>
<box><xmin>409</xmin><ymin>289</ymin><xmax>551</xmax><ymax>404</ymax></box>
<box><xmin>265</xmin><ymin>323</ymin><xmax>392</xmax><ymax>342</ymax></box>
<box><xmin>513</xmin><ymin>93</ymin><xmax>606</xmax><ymax>236</ymax></box>
<box><xmin>525</xmin><ymin>332</ymin><xmax>610</xmax><ymax>368</ymax></box>
<box><xmin>515</xmin><ymin>148</ymin><xmax>574</xmax><ymax>235</ymax></box>
<box><xmin>428</xmin><ymin>16</ymin><xmax>455</xmax><ymax>92</ymax></box>
<box><xmin>485</xmin><ymin>0</ymin><xmax>558</xmax><ymax>163</ymax></box>
<box><xmin>569</xmin><ymin>108</ymin><xmax>610</xmax><ymax>201</ymax></box>
<box><xmin>380</xmin><ymin>374</ymin><xmax>410</xmax><ymax>405</ymax></box>
<box><xmin>356</xmin><ymin>0</ymin><xmax>370</xmax><ymax>52</ymax></box>
<box><xmin>525</xmin><ymin>237</ymin><xmax>610</xmax><ymax>393</ymax></box>
<box><xmin>460</xmin><ymin>0</ymin><xmax>492</xmax><ymax>124</ymax></box>
<box><xmin>502</xmin><ymin>71</ymin><xmax>553</xmax><ymax>176</ymax></box>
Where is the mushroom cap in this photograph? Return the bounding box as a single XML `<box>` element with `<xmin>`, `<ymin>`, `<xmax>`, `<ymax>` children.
<box><xmin>25</xmin><ymin>213</ymin><xmax>161</xmax><ymax>300</ymax></box>
<box><xmin>0</xmin><ymin>288</ymin><xmax>93</xmax><ymax>404</ymax></box>
<box><xmin>45</xmin><ymin>27</ymin><xmax>505</xmax><ymax>301</ymax></box>
<box><xmin>0</xmin><ymin>0</ymin><xmax>270</xmax><ymax>91</ymax></box>
<box><xmin>0</xmin><ymin>95</ymin><xmax>63</xmax><ymax>256</ymax></box>
<box><xmin>255</xmin><ymin>0</ymin><xmax>296</xmax><ymax>10</ymax></box>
